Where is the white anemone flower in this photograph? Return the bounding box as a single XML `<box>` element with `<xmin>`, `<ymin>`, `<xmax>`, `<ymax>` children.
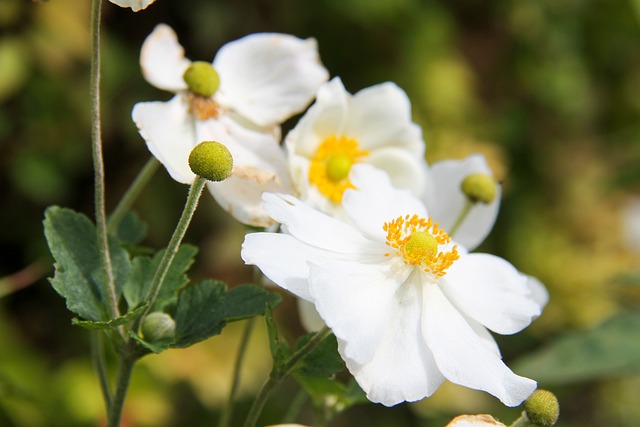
<box><xmin>132</xmin><ymin>24</ymin><xmax>329</xmax><ymax>226</ymax></box>
<box><xmin>285</xmin><ymin>77</ymin><xmax>428</xmax><ymax>215</ymax></box>
<box><xmin>242</xmin><ymin>165</ymin><xmax>543</xmax><ymax>407</ymax></box>
<box><xmin>109</xmin><ymin>0</ymin><xmax>156</xmax><ymax>11</ymax></box>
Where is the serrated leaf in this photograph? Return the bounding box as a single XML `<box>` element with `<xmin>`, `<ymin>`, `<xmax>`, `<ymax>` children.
<box><xmin>71</xmin><ymin>304</ymin><xmax>148</xmax><ymax>330</ymax></box>
<box><xmin>129</xmin><ymin>331</ymin><xmax>171</xmax><ymax>354</ymax></box>
<box><xmin>113</xmin><ymin>211</ymin><xmax>147</xmax><ymax>245</ymax></box>
<box><xmin>295</xmin><ymin>332</ymin><xmax>344</xmax><ymax>378</ymax></box>
<box><xmin>514</xmin><ymin>310</ymin><xmax>640</xmax><ymax>385</ymax></box>
<box><xmin>172</xmin><ymin>281</ymin><xmax>281</xmax><ymax>348</ymax></box>
<box><xmin>43</xmin><ymin>206</ymin><xmax>130</xmax><ymax>321</ymax></box>
<box><xmin>123</xmin><ymin>244</ymin><xmax>197</xmax><ymax>310</ymax></box>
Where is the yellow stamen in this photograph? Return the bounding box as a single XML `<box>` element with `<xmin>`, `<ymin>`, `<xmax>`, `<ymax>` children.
<box><xmin>187</xmin><ymin>92</ymin><xmax>221</xmax><ymax>120</ymax></box>
<box><xmin>308</xmin><ymin>135</ymin><xmax>369</xmax><ymax>203</ymax></box>
<box><xmin>383</xmin><ymin>214</ymin><xmax>459</xmax><ymax>277</ymax></box>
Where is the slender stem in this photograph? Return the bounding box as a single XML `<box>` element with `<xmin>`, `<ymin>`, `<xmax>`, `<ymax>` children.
<box><xmin>242</xmin><ymin>327</ymin><xmax>332</xmax><ymax>427</ymax></box>
<box><xmin>106</xmin><ymin>348</ymin><xmax>138</xmax><ymax>427</ymax></box>
<box><xmin>90</xmin><ymin>0</ymin><xmax>119</xmax><ymax>320</ymax></box>
<box><xmin>509</xmin><ymin>412</ymin><xmax>534</xmax><ymax>427</ymax></box>
<box><xmin>140</xmin><ymin>176</ymin><xmax>206</xmax><ymax>321</ymax></box>
<box><xmin>448</xmin><ymin>199</ymin><xmax>474</xmax><ymax>238</ymax></box>
<box><xmin>108</xmin><ymin>157</ymin><xmax>160</xmax><ymax>233</ymax></box>
<box><xmin>281</xmin><ymin>389</ymin><xmax>308</xmax><ymax>423</ymax></box>
<box><xmin>91</xmin><ymin>331</ymin><xmax>112</xmax><ymax>408</ymax></box>
<box><xmin>218</xmin><ymin>318</ymin><xmax>256</xmax><ymax>427</ymax></box>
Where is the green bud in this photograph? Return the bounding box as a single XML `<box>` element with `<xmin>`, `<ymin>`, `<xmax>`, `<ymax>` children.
<box><xmin>183</xmin><ymin>61</ymin><xmax>220</xmax><ymax>97</ymax></box>
<box><xmin>188</xmin><ymin>141</ymin><xmax>233</xmax><ymax>182</ymax></box>
<box><xmin>460</xmin><ymin>173</ymin><xmax>497</xmax><ymax>204</ymax></box>
<box><xmin>141</xmin><ymin>312</ymin><xmax>176</xmax><ymax>343</ymax></box>
<box><xmin>524</xmin><ymin>389</ymin><xmax>559</xmax><ymax>427</ymax></box>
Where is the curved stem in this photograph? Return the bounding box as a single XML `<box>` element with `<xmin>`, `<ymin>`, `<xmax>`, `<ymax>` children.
<box><xmin>90</xmin><ymin>0</ymin><xmax>119</xmax><ymax>321</ymax></box>
<box><xmin>106</xmin><ymin>347</ymin><xmax>138</xmax><ymax>427</ymax></box>
<box><xmin>108</xmin><ymin>157</ymin><xmax>160</xmax><ymax>233</ymax></box>
<box><xmin>281</xmin><ymin>389</ymin><xmax>308</xmax><ymax>424</ymax></box>
<box><xmin>91</xmin><ymin>331</ymin><xmax>112</xmax><ymax>409</ymax></box>
<box><xmin>218</xmin><ymin>318</ymin><xmax>256</xmax><ymax>427</ymax></box>
<box><xmin>139</xmin><ymin>176</ymin><xmax>206</xmax><ymax>322</ymax></box>
<box><xmin>242</xmin><ymin>327</ymin><xmax>332</xmax><ymax>427</ymax></box>
<box><xmin>448</xmin><ymin>199</ymin><xmax>474</xmax><ymax>238</ymax></box>
<box><xmin>509</xmin><ymin>412</ymin><xmax>534</xmax><ymax>427</ymax></box>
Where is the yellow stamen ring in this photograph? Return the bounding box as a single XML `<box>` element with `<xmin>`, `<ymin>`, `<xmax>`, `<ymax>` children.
<box><xmin>308</xmin><ymin>135</ymin><xmax>369</xmax><ymax>203</ymax></box>
<box><xmin>383</xmin><ymin>214</ymin><xmax>459</xmax><ymax>277</ymax></box>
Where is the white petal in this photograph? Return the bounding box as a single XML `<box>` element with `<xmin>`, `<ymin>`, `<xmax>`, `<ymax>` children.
<box><xmin>214</xmin><ymin>34</ymin><xmax>329</xmax><ymax>127</ymax></box>
<box><xmin>442</xmin><ymin>253</ymin><xmax>542</xmax><ymax>335</ymax></box>
<box><xmin>423</xmin><ymin>284</ymin><xmax>537</xmax><ymax>407</ymax></box>
<box><xmin>196</xmin><ymin>116</ymin><xmax>292</xmax><ymax>226</ymax></box>
<box><xmin>335</xmin><ymin>270</ymin><xmax>445</xmax><ymax>406</ymax></box>
<box><xmin>308</xmin><ymin>258</ymin><xmax>410</xmax><ymax>365</ymax></box>
<box><xmin>427</xmin><ymin>155</ymin><xmax>501</xmax><ymax>251</ymax></box>
<box><xmin>297</xmin><ymin>299</ymin><xmax>326</xmax><ymax>332</ymax></box>
<box><xmin>262</xmin><ymin>193</ymin><xmax>378</xmax><ymax>254</ymax></box>
<box><xmin>526</xmin><ymin>275</ymin><xmax>549</xmax><ymax>312</ymax></box>
<box><xmin>343</xmin><ymin>164</ymin><xmax>427</xmax><ymax>241</ymax></box>
<box><xmin>367</xmin><ymin>147</ymin><xmax>429</xmax><ymax>197</ymax></box>
<box><xmin>140</xmin><ymin>24</ymin><xmax>191</xmax><ymax>92</ymax></box>
<box><xmin>345</xmin><ymin>82</ymin><xmax>424</xmax><ymax>156</ymax></box>
<box><xmin>109</xmin><ymin>0</ymin><xmax>156</xmax><ymax>11</ymax></box>
<box><xmin>132</xmin><ymin>96</ymin><xmax>196</xmax><ymax>184</ymax></box>
<box><xmin>445</xmin><ymin>414</ymin><xmax>507</xmax><ymax>427</ymax></box>
<box><xmin>284</xmin><ymin>77</ymin><xmax>350</xmax><ymax>157</ymax></box>
<box><xmin>241</xmin><ymin>233</ymin><xmax>332</xmax><ymax>301</ymax></box>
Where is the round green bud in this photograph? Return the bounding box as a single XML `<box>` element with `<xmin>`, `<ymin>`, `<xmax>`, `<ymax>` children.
<box><xmin>326</xmin><ymin>154</ymin><xmax>352</xmax><ymax>182</ymax></box>
<box><xmin>141</xmin><ymin>312</ymin><xmax>176</xmax><ymax>343</ymax></box>
<box><xmin>460</xmin><ymin>173</ymin><xmax>497</xmax><ymax>204</ymax></box>
<box><xmin>188</xmin><ymin>141</ymin><xmax>233</xmax><ymax>182</ymax></box>
<box><xmin>183</xmin><ymin>61</ymin><xmax>220</xmax><ymax>97</ymax></box>
<box><xmin>524</xmin><ymin>389</ymin><xmax>560</xmax><ymax>427</ymax></box>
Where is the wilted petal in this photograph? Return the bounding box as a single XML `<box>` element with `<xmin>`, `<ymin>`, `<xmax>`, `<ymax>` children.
<box><xmin>427</xmin><ymin>155</ymin><xmax>501</xmax><ymax>251</ymax></box>
<box><xmin>423</xmin><ymin>284</ymin><xmax>537</xmax><ymax>407</ymax></box>
<box><xmin>214</xmin><ymin>34</ymin><xmax>328</xmax><ymax>127</ymax></box>
<box><xmin>442</xmin><ymin>254</ymin><xmax>542</xmax><ymax>335</ymax></box>
<box><xmin>132</xmin><ymin>96</ymin><xmax>196</xmax><ymax>184</ymax></box>
<box><xmin>140</xmin><ymin>24</ymin><xmax>191</xmax><ymax>92</ymax></box>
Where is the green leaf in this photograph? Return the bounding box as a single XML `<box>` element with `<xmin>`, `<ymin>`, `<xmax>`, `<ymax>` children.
<box><xmin>295</xmin><ymin>332</ymin><xmax>344</xmax><ymax>378</ymax></box>
<box><xmin>172</xmin><ymin>281</ymin><xmax>281</xmax><ymax>348</ymax></box>
<box><xmin>71</xmin><ymin>304</ymin><xmax>148</xmax><ymax>330</ymax></box>
<box><xmin>123</xmin><ymin>244</ymin><xmax>197</xmax><ymax>310</ymax></box>
<box><xmin>113</xmin><ymin>211</ymin><xmax>147</xmax><ymax>245</ymax></box>
<box><xmin>129</xmin><ymin>331</ymin><xmax>171</xmax><ymax>355</ymax></box>
<box><xmin>514</xmin><ymin>310</ymin><xmax>640</xmax><ymax>385</ymax></box>
<box><xmin>265</xmin><ymin>303</ymin><xmax>290</xmax><ymax>369</ymax></box>
<box><xmin>43</xmin><ymin>206</ymin><xmax>130</xmax><ymax>322</ymax></box>
<box><xmin>294</xmin><ymin>376</ymin><xmax>367</xmax><ymax>414</ymax></box>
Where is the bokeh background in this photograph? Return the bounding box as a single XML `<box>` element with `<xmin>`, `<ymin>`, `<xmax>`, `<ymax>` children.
<box><xmin>1</xmin><ymin>0</ymin><xmax>639</xmax><ymax>426</ymax></box>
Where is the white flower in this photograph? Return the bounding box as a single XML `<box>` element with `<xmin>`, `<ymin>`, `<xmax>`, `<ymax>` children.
<box><xmin>109</xmin><ymin>0</ymin><xmax>156</xmax><ymax>11</ymax></box>
<box><xmin>132</xmin><ymin>24</ymin><xmax>329</xmax><ymax>226</ymax></box>
<box><xmin>445</xmin><ymin>414</ymin><xmax>507</xmax><ymax>427</ymax></box>
<box><xmin>242</xmin><ymin>165</ymin><xmax>543</xmax><ymax>407</ymax></box>
<box><xmin>285</xmin><ymin>77</ymin><xmax>428</xmax><ymax>215</ymax></box>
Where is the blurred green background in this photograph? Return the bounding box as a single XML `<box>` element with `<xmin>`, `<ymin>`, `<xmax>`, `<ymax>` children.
<box><xmin>1</xmin><ymin>0</ymin><xmax>639</xmax><ymax>426</ymax></box>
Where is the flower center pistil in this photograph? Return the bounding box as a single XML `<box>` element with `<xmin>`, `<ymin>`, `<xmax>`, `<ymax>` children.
<box><xmin>309</xmin><ymin>135</ymin><xmax>368</xmax><ymax>203</ymax></box>
<box><xmin>383</xmin><ymin>214</ymin><xmax>459</xmax><ymax>277</ymax></box>
<box><xmin>183</xmin><ymin>61</ymin><xmax>222</xmax><ymax>120</ymax></box>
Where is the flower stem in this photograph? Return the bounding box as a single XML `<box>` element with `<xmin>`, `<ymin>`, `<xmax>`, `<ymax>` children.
<box><xmin>140</xmin><ymin>176</ymin><xmax>206</xmax><ymax>321</ymax></box>
<box><xmin>448</xmin><ymin>199</ymin><xmax>474</xmax><ymax>238</ymax></box>
<box><xmin>281</xmin><ymin>389</ymin><xmax>309</xmax><ymax>423</ymax></box>
<box><xmin>90</xmin><ymin>0</ymin><xmax>119</xmax><ymax>321</ymax></box>
<box><xmin>218</xmin><ymin>318</ymin><xmax>256</xmax><ymax>427</ymax></box>
<box><xmin>242</xmin><ymin>327</ymin><xmax>332</xmax><ymax>427</ymax></box>
<box><xmin>106</xmin><ymin>346</ymin><xmax>138</xmax><ymax>427</ymax></box>
<box><xmin>509</xmin><ymin>412</ymin><xmax>534</xmax><ymax>427</ymax></box>
<box><xmin>91</xmin><ymin>331</ymin><xmax>111</xmax><ymax>409</ymax></box>
<box><xmin>108</xmin><ymin>157</ymin><xmax>160</xmax><ymax>233</ymax></box>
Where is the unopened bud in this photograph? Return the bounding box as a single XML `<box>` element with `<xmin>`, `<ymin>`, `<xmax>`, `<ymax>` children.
<box><xmin>183</xmin><ymin>61</ymin><xmax>220</xmax><ymax>97</ymax></box>
<box><xmin>141</xmin><ymin>312</ymin><xmax>176</xmax><ymax>342</ymax></box>
<box><xmin>461</xmin><ymin>173</ymin><xmax>497</xmax><ymax>204</ymax></box>
<box><xmin>188</xmin><ymin>141</ymin><xmax>233</xmax><ymax>181</ymax></box>
<box><xmin>524</xmin><ymin>389</ymin><xmax>559</xmax><ymax>427</ymax></box>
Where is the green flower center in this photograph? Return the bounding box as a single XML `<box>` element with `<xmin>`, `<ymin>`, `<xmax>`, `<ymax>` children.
<box><xmin>460</xmin><ymin>173</ymin><xmax>497</xmax><ymax>204</ymax></box>
<box><xmin>326</xmin><ymin>154</ymin><xmax>353</xmax><ymax>182</ymax></box>
<box><xmin>183</xmin><ymin>61</ymin><xmax>220</xmax><ymax>97</ymax></box>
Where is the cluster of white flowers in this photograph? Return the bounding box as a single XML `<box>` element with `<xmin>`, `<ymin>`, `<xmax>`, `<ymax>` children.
<box><xmin>132</xmin><ymin>24</ymin><xmax>548</xmax><ymax>409</ymax></box>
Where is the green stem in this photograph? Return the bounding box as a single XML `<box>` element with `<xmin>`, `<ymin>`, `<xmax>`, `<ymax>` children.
<box><xmin>107</xmin><ymin>157</ymin><xmax>160</xmax><ymax>233</ymax></box>
<box><xmin>90</xmin><ymin>0</ymin><xmax>119</xmax><ymax>320</ymax></box>
<box><xmin>106</xmin><ymin>348</ymin><xmax>138</xmax><ymax>427</ymax></box>
<box><xmin>242</xmin><ymin>327</ymin><xmax>332</xmax><ymax>427</ymax></box>
<box><xmin>218</xmin><ymin>318</ymin><xmax>256</xmax><ymax>427</ymax></box>
<box><xmin>509</xmin><ymin>412</ymin><xmax>534</xmax><ymax>427</ymax></box>
<box><xmin>281</xmin><ymin>389</ymin><xmax>308</xmax><ymax>423</ymax></box>
<box><xmin>140</xmin><ymin>176</ymin><xmax>206</xmax><ymax>321</ymax></box>
<box><xmin>448</xmin><ymin>199</ymin><xmax>474</xmax><ymax>238</ymax></box>
<box><xmin>91</xmin><ymin>331</ymin><xmax>111</xmax><ymax>409</ymax></box>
